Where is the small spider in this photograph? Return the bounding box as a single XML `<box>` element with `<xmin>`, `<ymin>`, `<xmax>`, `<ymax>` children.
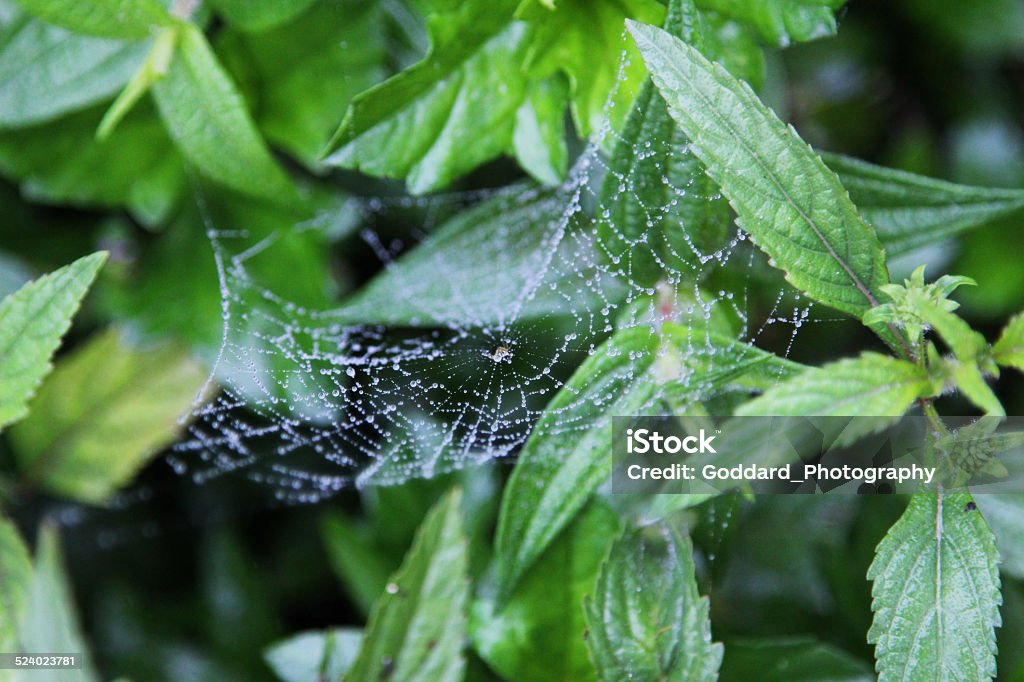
<box><xmin>485</xmin><ymin>344</ymin><xmax>514</xmax><ymax>364</ymax></box>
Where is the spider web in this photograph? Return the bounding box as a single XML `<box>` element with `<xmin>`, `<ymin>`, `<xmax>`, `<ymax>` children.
<box><xmin>163</xmin><ymin>60</ymin><xmax>828</xmax><ymax>505</ymax></box>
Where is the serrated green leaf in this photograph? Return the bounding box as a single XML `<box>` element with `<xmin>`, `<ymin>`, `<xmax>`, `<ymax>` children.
<box><xmin>264</xmin><ymin>629</ymin><xmax>362</xmax><ymax>682</ymax></box>
<box><xmin>0</xmin><ymin>103</ymin><xmax>186</xmax><ymax>226</ymax></box>
<box><xmin>695</xmin><ymin>0</ymin><xmax>843</xmax><ymax>47</ymax></box>
<box><xmin>208</xmin><ymin>0</ymin><xmax>317</xmax><ymax>31</ymax></box>
<box><xmin>19</xmin><ymin>524</ymin><xmax>99</xmax><ymax>681</ymax></box>
<box><xmin>994</xmin><ymin>312</ymin><xmax>1024</xmax><ymax>372</ymax></box>
<box><xmin>346</xmin><ymin>489</ymin><xmax>468</xmax><ymax>682</ymax></box>
<box><xmin>598</xmin><ymin>0</ymin><xmax>731</xmax><ymax>286</ymax></box>
<box><xmin>0</xmin><ymin>516</ymin><xmax>31</xmax><ymax>660</ymax></box>
<box><xmin>473</xmin><ymin>501</ymin><xmax>618</xmax><ymax>682</ymax></box>
<box><xmin>737</xmin><ymin>353</ymin><xmax>932</xmax><ymax>435</ymax></box>
<box><xmin>585</xmin><ymin>524</ymin><xmax>722</xmax><ymax>682</ymax></box>
<box><xmin>219</xmin><ymin>0</ymin><xmax>388</xmax><ymax>167</ymax></box>
<box><xmin>628</xmin><ymin>22</ymin><xmax>890</xmax><ymax>319</ymax></box>
<box><xmin>13</xmin><ymin>0</ymin><xmax>171</xmax><ymax>39</ymax></box>
<box><xmin>824</xmin><ymin>152</ymin><xmax>1024</xmax><ymax>258</ymax></box>
<box><xmin>0</xmin><ymin>20</ymin><xmax>147</xmax><ymax>128</ymax></box>
<box><xmin>152</xmin><ymin>23</ymin><xmax>299</xmax><ymax>204</ymax></box>
<box><xmin>9</xmin><ymin>327</ymin><xmax>206</xmax><ymax>503</ymax></box>
<box><xmin>0</xmin><ymin>251</ymin><xmax>105</xmax><ymax>430</ymax></box>
<box><xmin>719</xmin><ymin>639</ymin><xmax>873</xmax><ymax>682</ymax></box>
<box><xmin>333</xmin><ymin>184</ymin><xmax>623</xmax><ymax>326</ymax></box>
<box><xmin>868</xmin><ymin>492</ymin><xmax>1001</xmax><ymax>681</ymax></box>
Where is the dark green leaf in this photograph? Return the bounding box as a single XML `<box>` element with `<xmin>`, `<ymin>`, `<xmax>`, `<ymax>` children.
<box><xmin>695</xmin><ymin>0</ymin><xmax>844</xmax><ymax>47</ymax></box>
<box><xmin>0</xmin><ymin>20</ymin><xmax>147</xmax><ymax>128</ymax></box>
<box><xmin>320</xmin><ymin>512</ymin><xmax>394</xmax><ymax>615</ymax></box>
<box><xmin>585</xmin><ymin>524</ymin><xmax>722</xmax><ymax>681</ymax></box>
<box><xmin>824</xmin><ymin>152</ymin><xmax>1024</xmax><ymax>258</ymax></box>
<box><xmin>720</xmin><ymin>639</ymin><xmax>873</xmax><ymax>682</ymax></box>
<box><xmin>0</xmin><ymin>251</ymin><xmax>106</xmax><ymax>430</ymax></box>
<box><xmin>346</xmin><ymin>489</ymin><xmax>468</xmax><ymax>682</ymax></box>
<box><xmin>152</xmin><ymin>23</ymin><xmax>299</xmax><ymax>204</ymax></box>
<box><xmin>629</xmin><ymin>22</ymin><xmax>890</xmax><ymax>319</ymax></box>
<box><xmin>13</xmin><ymin>0</ymin><xmax>171</xmax><ymax>39</ymax></box>
<box><xmin>9</xmin><ymin>328</ymin><xmax>206</xmax><ymax>503</ymax></box>
<box><xmin>264</xmin><ymin>629</ymin><xmax>362</xmax><ymax>682</ymax></box>
<box><xmin>868</xmin><ymin>492</ymin><xmax>1001</xmax><ymax>681</ymax></box>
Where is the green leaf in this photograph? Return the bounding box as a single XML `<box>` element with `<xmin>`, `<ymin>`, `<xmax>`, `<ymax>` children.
<box><xmin>516</xmin><ymin>0</ymin><xmax>664</xmax><ymax>139</ymax></box>
<box><xmin>0</xmin><ymin>516</ymin><xmax>31</xmax><ymax>658</ymax></box>
<box><xmin>494</xmin><ymin>322</ymin><xmax>797</xmax><ymax>596</ymax></box>
<box><xmin>19</xmin><ymin>524</ymin><xmax>99</xmax><ymax>681</ymax></box>
<box><xmin>585</xmin><ymin>524</ymin><xmax>722</xmax><ymax>681</ymax></box>
<box><xmin>0</xmin><ymin>20</ymin><xmax>148</xmax><ymax>128</ymax></box>
<box><xmin>974</xmin><ymin>493</ymin><xmax>1024</xmax><ymax>580</ymax></box>
<box><xmin>333</xmin><ymin>184</ymin><xmax>623</xmax><ymax>326</ymax></box>
<box><xmin>321</xmin><ymin>511</ymin><xmax>394</xmax><ymax>615</ymax></box>
<box><xmin>152</xmin><ymin>23</ymin><xmax>299</xmax><ymax>205</ymax></box>
<box><xmin>219</xmin><ymin>0</ymin><xmax>388</xmax><ymax>167</ymax></box>
<box><xmin>9</xmin><ymin>327</ymin><xmax>206</xmax><ymax>503</ymax></box>
<box><xmin>628</xmin><ymin>22</ymin><xmax>890</xmax><ymax>319</ymax></box>
<box><xmin>994</xmin><ymin>312</ymin><xmax>1024</xmax><ymax>373</ymax></box>
<box><xmin>0</xmin><ymin>251</ymin><xmax>106</xmax><ymax>430</ymax></box>
<box><xmin>346</xmin><ymin>488</ymin><xmax>469</xmax><ymax>682</ymax></box>
<box><xmin>598</xmin><ymin>0</ymin><xmax>731</xmax><ymax>286</ymax></box>
<box><xmin>868</xmin><ymin>492</ymin><xmax>1001</xmax><ymax>681</ymax></box>
<box><xmin>473</xmin><ymin>501</ymin><xmax>619</xmax><ymax>682</ymax></box>
<box><xmin>737</xmin><ymin>353</ymin><xmax>933</xmax><ymax>435</ymax></box>
<box><xmin>208</xmin><ymin>0</ymin><xmax>317</xmax><ymax>31</ymax></box>
<box><xmin>97</xmin><ymin>25</ymin><xmax>178</xmax><ymax>140</ymax></box>
<box><xmin>695</xmin><ymin>0</ymin><xmax>844</xmax><ymax>47</ymax></box>
<box><xmin>13</xmin><ymin>0</ymin><xmax>171</xmax><ymax>39</ymax></box>
<box><xmin>720</xmin><ymin>639</ymin><xmax>873</xmax><ymax>682</ymax></box>
<box><xmin>824</xmin><ymin>152</ymin><xmax>1024</xmax><ymax>258</ymax></box>
<box><xmin>324</xmin><ymin>0</ymin><xmax>661</xmax><ymax>193</ymax></box>
<box><xmin>264</xmin><ymin>629</ymin><xmax>362</xmax><ymax>682</ymax></box>
<box><xmin>0</xmin><ymin>103</ymin><xmax>186</xmax><ymax>226</ymax></box>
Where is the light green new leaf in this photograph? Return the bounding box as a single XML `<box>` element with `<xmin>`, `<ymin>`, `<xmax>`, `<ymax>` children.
<box><xmin>737</xmin><ymin>353</ymin><xmax>933</xmax><ymax>436</ymax></box>
<box><xmin>0</xmin><ymin>516</ymin><xmax>31</xmax><ymax>660</ymax></box>
<box><xmin>220</xmin><ymin>0</ymin><xmax>388</xmax><ymax>167</ymax></box>
<box><xmin>346</xmin><ymin>489</ymin><xmax>468</xmax><ymax>682</ymax></box>
<box><xmin>19</xmin><ymin>525</ymin><xmax>99</xmax><ymax>681</ymax></box>
<box><xmin>585</xmin><ymin>524</ymin><xmax>722</xmax><ymax>681</ymax></box>
<box><xmin>13</xmin><ymin>0</ymin><xmax>171</xmax><ymax>39</ymax></box>
<box><xmin>473</xmin><ymin>501</ymin><xmax>619</xmax><ymax>682</ymax></box>
<box><xmin>264</xmin><ymin>629</ymin><xmax>362</xmax><ymax>682</ymax></box>
<box><xmin>208</xmin><ymin>0</ymin><xmax>317</xmax><ymax>31</ymax></box>
<box><xmin>994</xmin><ymin>312</ymin><xmax>1024</xmax><ymax>373</ymax></box>
<box><xmin>598</xmin><ymin>0</ymin><xmax>731</xmax><ymax>286</ymax></box>
<box><xmin>97</xmin><ymin>25</ymin><xmax>178</xmax><ymax>140</ymax></box>
<box><xmin>824</xmin><ymin>152</ymin><xmax>1024</xmax><ymax>258</ymax></box>
<box><xmin>868</xmin><ymin>492</ymin><xmax>1001</xmax><ymax>681</ymax></box>
<box><xmin>695</xmin><ymin>0</ymin><xmax>844</xmax><ymax>47</ymax></box>
<box><xmin>0</xmin><ymin>251</ymin><xmax>106</xmax><ymax>430</ymax></box>
<box><xmin>0</xmin><ymin>20</ymin><xmax>148</xmax><ymax>128</ymax></box>
<box><xmin>628</xmin><ymin>22</ymin><xmax>890</xmax><ymax>319</ymax></box>
<box><xmin>9</xmin><ymin>328</ymin><xmax>205</xmax><ymax>503</ymax></box>
<box><xmin>152</xmin><ymin>23</ymin><xmax>299</xmax><ymax>204</ymax></box>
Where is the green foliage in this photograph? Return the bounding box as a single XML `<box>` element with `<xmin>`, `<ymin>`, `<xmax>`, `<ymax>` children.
<box><xmin>9</xmin><ymin>328</ymin><xmax>206</xmax><ymax>503</ymax></box>
<box><xmin>695</xmin><ymin>0</ymin><xmax>844</xmax><ymax>47</ymax></box>
<box><xmin>868</xmin><ymin>492</ymin><xmax>1001</xmax><ymax>681</ymax></box>
<box><xmin>629</xmin><ymin>22</ymin><xmax>889</xmax><ymax>320</ymax></box>
<box><xmin>208</xmin><ymin>0</ymin><xmax>318</xmax><ymax>32</ymax></box>
<box><xmin>0</xmin><ymin>252</ymin><xmax>105</xmax><ymax>430</ymax></box>
<box><xmin>264</xmin><ymin>629</ymin><xmax>362</xmax><ymax>682</ymax></box>
<box><xmin>346</xmin><ymin>489</ymin><xmax>469</xmax><ymax>682</ymax></box>
<box><xmin>0</xmin><ymin>515</ymin><xmax>31</xmax><ymax>659</ymax></box>
<box><xmin>584</xmin><ymin>523</ymin><xmax>722</xmax><ymax>681</ymax></box>
<box><xmin>994</xmin><ymin>312</ymin><xmax>1024</xmax><ymax>373</ymax></box>
<box><xmin>13</xmin><ymin>0</ymin><xmax>171</xmax><ymax>39</ymax></box>
<box><xmin>719</xmin><ymin>639</ymin><xmax>873</xmax><ymax>681</ymax></box>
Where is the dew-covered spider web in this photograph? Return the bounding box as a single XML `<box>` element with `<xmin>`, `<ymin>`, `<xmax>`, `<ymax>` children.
<box><xmin>160</xmin><ymin>55</ymin><xmax>838</xmax><ymax>506</ymax></box>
